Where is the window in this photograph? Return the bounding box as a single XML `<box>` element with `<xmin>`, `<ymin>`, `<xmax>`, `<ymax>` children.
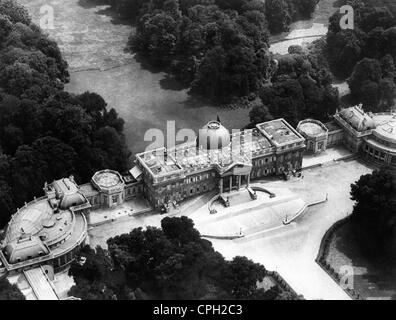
<box><xmin>112</xmin><ymin>195</ymin><xmax>119</xmax><ymax>203</ymax></box>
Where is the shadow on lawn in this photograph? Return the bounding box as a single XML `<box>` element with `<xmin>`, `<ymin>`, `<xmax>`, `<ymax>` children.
<box><xmin>77</xmin><ymin>0</ymin><xmax>132</xmax><ymax>26</ymax></box>
<box><xmin>332</xmin><ymin>221</ymin><xmax>396</xmax><ymax>299</ymax></box>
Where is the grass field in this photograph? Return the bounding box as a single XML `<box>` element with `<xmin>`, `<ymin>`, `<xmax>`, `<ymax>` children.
<box><xmin>18</xmin><ymin>0</ymin><xmax>339</xmax><ymax>154</ymax></box>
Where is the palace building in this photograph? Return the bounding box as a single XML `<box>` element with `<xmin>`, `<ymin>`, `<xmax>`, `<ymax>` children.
<box><xmin>133</xmin><ymin>119</ymin><xmax>306</xmax><ymax>210</ymax></box>
<box><xmin>2</xmin><ymin>105</ymin><xmax>396</xmax><ymax>277</ymax></box>
<box><xmin>0</xmin><ymin>171</ymin><xmax>143</xmax><ymax>276</ymax></box>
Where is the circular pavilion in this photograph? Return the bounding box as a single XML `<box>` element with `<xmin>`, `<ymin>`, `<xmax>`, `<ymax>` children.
<box><xmin>297</xmin><ymin>119</ymin><xmax>329</xmax><ymax>154</ymax></box>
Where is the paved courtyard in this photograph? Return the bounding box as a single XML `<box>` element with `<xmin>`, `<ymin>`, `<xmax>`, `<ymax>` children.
<box><xmin>88</xmin><ymin>197</ymin><xmax>151</xmax><ymax>227</ymax></box>
<box><xmin>189</xmin><ymin>186</ymin><xmax>308</xmax><ymax>238</ymax></box>
<box><xmin>302</xmin><ymin>146</ymin><xmax>354</xmax><ymax>169</ymax></box>
<box><xmin>86</xmin><ymin>157</ymin><xmax>374</xmax><ymax>300</ymax></box>
<box><xmin>205</xmin><ymin>159</ymin><xmax>374</xmax><ymax>300</ymax></box>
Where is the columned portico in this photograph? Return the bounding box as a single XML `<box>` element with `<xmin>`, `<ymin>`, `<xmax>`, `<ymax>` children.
<box><xmin>219</xmin><ymin>174</ymin><xmax>252</xmax><ymax>193</ymax></box>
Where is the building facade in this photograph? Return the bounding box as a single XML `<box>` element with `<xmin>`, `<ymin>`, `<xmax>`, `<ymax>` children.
<box><xmin>0</xmin><ymin>170</ymin><xmax>144</xmax><ymax>276</ymax></box>
<box><xmin>2</xmin><ymin>106</ymin><xmax>395</xmax><ymax>277</ymax></box>
<box><xmin>133</xmin><ymin>119</ymin><xmax>306</xmax><ymax>210</ymax></box>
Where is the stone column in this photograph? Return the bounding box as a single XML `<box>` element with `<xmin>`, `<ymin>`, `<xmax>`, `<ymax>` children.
<box><xmin>229</xmin><ymin>177</ymin><xmax>232</xmax><ymax>193</ymax></box>
<box><xmin>219</xmin><ymin>178</ymin><xmax>223</xmax><ymax>194</ymax></box>
<box><xmin>237</xmin><ymin>175</ymin><xmax>241</xmax><ymax>190</ymax></box>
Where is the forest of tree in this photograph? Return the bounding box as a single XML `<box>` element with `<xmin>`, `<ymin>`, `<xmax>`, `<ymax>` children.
<box><xmin>326</xmin><ymin>0</ymin><xmax>396</xmax><ymax>110</ymax></box>
<box><xmin>69</xmin><ymin>217</ymin><xmax>302</xmax><ymax>300</ymax></box>
<box><xmin>95</xmin><ymin>0</ymin><xmax>319</xmax><ymax>102</ymax></box>
<box><xmin>0</xmin><ymin>0</ymin><xmax>131</xmax><ymax>228</ymax></box>
<box><xmin>249</xmin><ymin>42</ymin><xmax>340</xmax><ymax>127</ymax></box>
<box><xmin>350</xmin><ymin>168</ymin><xmax>396</xmax><ymax>258</ymax></box>
<box><xmin>0</xmin><ymin>278</ymin><xmax>25</xmax><ymax>300</ymax></box>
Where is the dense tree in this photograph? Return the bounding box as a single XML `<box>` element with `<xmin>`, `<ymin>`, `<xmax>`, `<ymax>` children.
<box><xmin>0</xmin><ymin>1</ymin><xmax>131</xmax><ymax>228</ymax></box>
<box><xmin>350</xmin><ymin>169</ymin><xmax>396</xmax><ymax>255</ymax></box>
<box><xmin>348</xmin><ymin>58</ymin><xmax>396</xmax><ymax>110</ymax></box>
<box><xmin>98</xmin><ymin>0</ymin><xmax>317</xmax><ymax>102</ymax></box>
<box><xmin>249</xmin><ymin>102</ymin><xmax>273</xmax><ymax>126</ymax></box>
<box><xmin>0</xmin><ymin>278</ymin><xmax>25</xmax><ymax>300</ymax></box>
<box><xmin>222</xmin><ymin>256</ymin><xmax>267</xmax><ymax>299</ymax></box>
<box><xmin>0</xmin><ymin>0</ymin><xmax>30</xmax><ymax>25</ymax></box>
<box><xmin>265</xmin><ymin>0</ymin><xmax>291</xmax><ymax>34</ymax></box>
<box><xmin>69</xmin><ymin>217</ymin><xmax>299</xmax><ymax>300</ymax></box>
<box><xmin>248</xmin><ymin>49</ymin><xmax>339</xmax><ymax>127</ymax></box>
<box><xmin>69</xmin><ymin>245</ymin><xmax>126</xmax><ymax>300</ymax></box>
<box><xmin>326</xmin><ymin>0</ymin><xmax>396</xmax><ymax>80</ymax></box>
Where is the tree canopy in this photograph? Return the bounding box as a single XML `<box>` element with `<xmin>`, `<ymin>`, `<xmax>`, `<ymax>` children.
<box><xmin>325</xmin><ymin>0</ymin><xmax>396</xmax><ymax>110</ymax></box>
<box><xmin>249</xmin><ymin>46</ymin><xmax>339</xmax><ymax>127</ymax></box>
<box><xmin>350</xmin><ymin>168</ymin><xmax>396</xmax><ymax>255</ymax></box>
<box><xmin>0</xmin><ymin>278</ymin><xmax>25</xmax><ymax>300</ymax></box>
<box><xmin>69</xmin><ymin>217</ymin><xmax>300</xmax><ymax>300</ymax></box>
<box><xmin>0</xmin><ymin>1</ymin><xmax>131</xmax><ymax>228</ymax></box>
<box><xmin>93</xmin><ymin>0</ymin><xmax>318</xmax><ymax>102</ymax></box>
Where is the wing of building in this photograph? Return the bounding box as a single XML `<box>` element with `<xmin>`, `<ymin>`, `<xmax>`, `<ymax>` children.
<box><xmin>2</xmin><ymin>106</ymin><xmax>395</xmax><ymax>278</ymax></box>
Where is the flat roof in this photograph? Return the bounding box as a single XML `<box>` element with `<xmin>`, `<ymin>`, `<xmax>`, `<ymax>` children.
<box><xmin>325</xmin><ymin>121</ymin><xmax>342</xmax><ymax>132</ymax></box>
<box><xmin>136</xmin><ymin>129</ymin><xmax>274</xmax><ymax>179</ymax></box>
<box><xmin>137</xmin><ymin>149</ymin><xmax>183</xmax><ymax>177</ymax></box>
<box><xmin>372</xmin><ymin>114</ymin><xmax>396</xmax><ymax>144</ymax></box>
<box><xmin>299</xmin><ymin>122</ymin><xmax>327</xmax><ymax>137</ymax></box>
<box><xmin>257</xmin><ymin>119</ymin><xmax>304</xmax><ymax>146</ymax></box>
<box><xmin>93</xmin><ymin>170</ymin><xmax>123</xmax><ymax>188</ymax></box>
<box><xmin>79</xmin><ymin>183</ymin><xmax>99</xmax><ymax>197</ymax></box>
<box><xmin>5</xmin><ymin>199</ymin><xmax>73</xmax><ymax>245</ymax></box>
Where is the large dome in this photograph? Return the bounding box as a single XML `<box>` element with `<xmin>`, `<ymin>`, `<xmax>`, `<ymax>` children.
<box><xmin>197</xmin><ymin>121</ymin><xmax>231</xmax><ymax>150</ymax></box>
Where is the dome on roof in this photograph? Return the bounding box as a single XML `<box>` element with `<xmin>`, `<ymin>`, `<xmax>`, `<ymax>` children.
<box><xmin>339</xmin><ymin>106</ymin><xmax>376</xmax><ymax>132</ymax></box>
<box><xmin>196</xmin><ymin>121</ymin><xmax>231</xmax><ymax>150</ymax></box>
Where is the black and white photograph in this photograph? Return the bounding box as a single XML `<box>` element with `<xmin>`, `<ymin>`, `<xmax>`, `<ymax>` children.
<box><xmin>0</xmin><ymin>0</ymin><xmax>395</xmax><ymax>308</ymax></box>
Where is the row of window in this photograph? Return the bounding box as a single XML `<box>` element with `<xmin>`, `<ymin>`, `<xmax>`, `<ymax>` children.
<box><xmin>253</xmin><ymin>157</ymin><xmax>275</xmax><ymax>166</ymax></box>
<box><xmin>253</xmin><ymin>152</ymin><xmax>301</xmax><ymax>166</ymax></box>
<box><xmin>364</xmin><ymin>145</ymin><xmax>387</xmax><ymax>161</ymax></box>
<box><xmin>278</xmin><ymin>152</ymin><xmax>301</xmax><ymax>162</ymax></box>
<box><xmin>280</xmin><ymin>142</ymin><xmax>304</xmax><ymax>150</ymax></box>
<box><xmin>184</xmin><ymin>172</ymin><xmax>215</xmax><ymax>184</ymax></box>
<box><xmin>125</xmin><ymin>185</ymin><xmax>143</xmax><ymax>196</ymax></box>
<box><xmin>251</xmin><ymin>167</ymin><xmax>276</xmax><ymax>179</ymax></box>
<box><xmin>156</xmin><ymin>184</ymin><xmax>210</xmax><ymax>205</ymax></box>
<box><xmin>157</xmin><ymin>172</ymin><xmax>215</xmax><ymax>193</ymax></box>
